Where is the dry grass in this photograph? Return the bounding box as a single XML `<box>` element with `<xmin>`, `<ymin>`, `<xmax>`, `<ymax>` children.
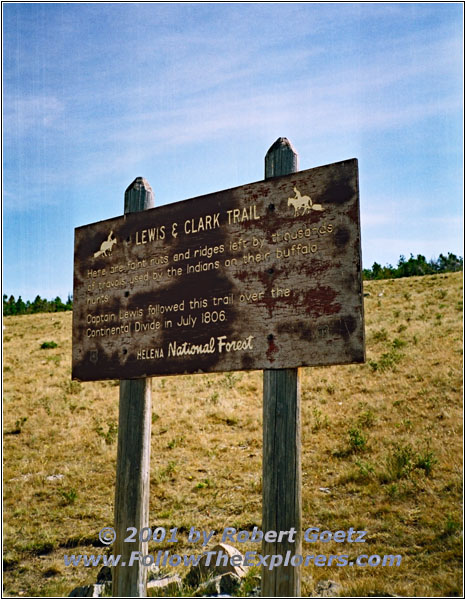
<box><xmin>3</xmin><ymin>272</ymin><xmax>463</xmax><ymax>597</ymax></box>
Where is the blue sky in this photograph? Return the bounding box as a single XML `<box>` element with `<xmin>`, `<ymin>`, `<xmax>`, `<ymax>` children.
<box><xmin>3</xmin><ymin>2</ymin><xmax>463</xmax><ymax>301</ymax></box>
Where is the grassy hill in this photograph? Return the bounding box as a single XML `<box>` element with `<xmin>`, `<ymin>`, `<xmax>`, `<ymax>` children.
<box><xmin>3</xmin><ymin>272</ymin><xmax>463</xmax><ymax>597</ymax></box>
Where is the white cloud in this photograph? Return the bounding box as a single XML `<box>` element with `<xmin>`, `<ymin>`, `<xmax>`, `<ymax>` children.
<box><xmin>4</xmin><ymin>95</ymin><xmax>64</xmax><ymax>134</ymax></box>
<box><xmin>4</xmin><ymin>6</ymin><xmax>462</xmax><ymax>213</ymax></box>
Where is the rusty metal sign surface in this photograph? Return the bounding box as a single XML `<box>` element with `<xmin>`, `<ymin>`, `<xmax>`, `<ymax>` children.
<box><xmin>72</xmin><ymin>159</ymin><xmax>365</xmax><ymax>381</ymax></box>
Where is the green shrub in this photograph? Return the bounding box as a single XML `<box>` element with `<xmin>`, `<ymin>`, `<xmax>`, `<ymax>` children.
<box><xmin>358</xmin><ymin>407</ymin><xmax>376</xmax><ymax>428</ymax></box>
<box><xmin>40</xmin><ymin>341</ymin><xmax>58</xmax><ymax>349</ymax></box>
<box><xmin>386</xmin><ymin>444</ymin><xmax>415</xmax><ymax>480</ymax></box>
<box><xmin>311</xmin><ymin>407</ymin><xmax>329</xmax><ymax>432</ymax></box>
<box><xmin>443</xmin><ymin>514</ymin><xmax>461</xmax><ymax>537</ymax></box>
<box><xmin>414</xmin><ymin>448</ymin><xmax>437</xmax><ymax>476</ymax></box>
<box><xmin>60</xmin><ymin>488</ymin><xmax>77</xmax><ymax>505</ymax></box>
<box><xmin>371</xmin><ymin>348</ymin><xmax>404</xmax><ymax>372</ymax></box>
<box><xmin>355</xmin><ymin>459</ymin><xmax>375</xmax><ymax>478</ymax></box>
<box><xmin>95</xmin><ymin>421</ymin><xmax>118</xmax><ymax>445</ymax></box>
<box><xmin>384</xmin><ymin>443</ymin><xmax>437</xmax><ymax>481</ymax></box>
<box><xmin>348</xmin><ymin>427</ymin><xmax>367</xmax><ymax>452</ymax></box>
<box><xmin>372</xmin><ymin>328</ymin><xmax>388</xmax><ymax>342</ymax></box>
<box><xmin>392</xmin><ymin>338</ymin><xmax>407</xmax><ymax>349</ymax></box>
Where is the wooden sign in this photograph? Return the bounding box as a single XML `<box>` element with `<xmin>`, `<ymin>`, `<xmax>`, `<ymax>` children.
<box><xmin>72</xmin><ymin>159</ymin><xmax>364</xmax><ymax>381</ymax></box>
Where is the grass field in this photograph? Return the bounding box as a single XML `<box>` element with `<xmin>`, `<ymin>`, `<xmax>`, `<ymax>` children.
<box><xmin>3</xmin><ymin>272</ymin><xmax>463</xmax><ymax>597</ymax></box>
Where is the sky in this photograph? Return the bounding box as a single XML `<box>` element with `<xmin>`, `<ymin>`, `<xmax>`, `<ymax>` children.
<box><xmin>3</xmin><ymin>2</ymin><xmax>463</xmax><ymax>302</ymax></box>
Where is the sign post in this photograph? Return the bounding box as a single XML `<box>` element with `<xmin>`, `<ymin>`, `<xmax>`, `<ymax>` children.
<box><xmin>112</xmin><ymin>178</ymin><xmax>154</xmax><ymax>597</ymax></box>
<box><xmin>262</xmin><ymin>138</ymin><xmax>302</xmax><ymax>597</ymax></box>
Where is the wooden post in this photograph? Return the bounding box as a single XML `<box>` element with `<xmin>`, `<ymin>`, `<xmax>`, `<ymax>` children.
<box><xmin>113</xmin><ymin>178</ymin><xmax>154</xmax><ymax>597</ymax></box>
<box><xmin>262</xmin><ymin>138</ymin><xmax>302</xmax><ymax>597</ymax></box>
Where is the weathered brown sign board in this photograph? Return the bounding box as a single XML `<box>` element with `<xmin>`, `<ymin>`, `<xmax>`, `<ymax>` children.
<box><xmin>72</xmin><ymin>159</ymin><xmax>364</xmax><ymax>381</ymax></box>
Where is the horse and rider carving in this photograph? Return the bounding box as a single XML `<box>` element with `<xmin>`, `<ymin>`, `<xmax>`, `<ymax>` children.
<box><xmin>288</xmin><ymin>186</ymin><xmax>323</xmax><ymax>216</ymax></box>
<box><xmin>94</xmin><ymin>231</ymin><xmax>117</xmax><ymax>258</ymax></box>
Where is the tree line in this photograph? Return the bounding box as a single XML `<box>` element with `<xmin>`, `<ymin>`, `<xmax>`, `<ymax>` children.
<box><xmin>3</xmin><ymin>252</ymin><xmax>463</xmax><ymax>315</ymax></box>
<box><xmin>362</xmin><ymin>252</ymin><xmax>463</xmax><ymax>280</ymax></box>
<box><xmin>3</xmin><ymin>294</ymin><xmax>73</xmax><ymax>316</ymax></box>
